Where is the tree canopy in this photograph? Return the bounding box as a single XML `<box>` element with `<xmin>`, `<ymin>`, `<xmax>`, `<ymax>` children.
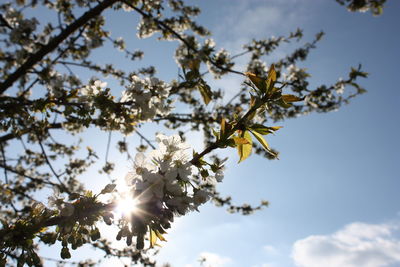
<box><xmin>0</xmin><ymin>0</ymin><xmax>381</xmax><ymax>266</ymax></box>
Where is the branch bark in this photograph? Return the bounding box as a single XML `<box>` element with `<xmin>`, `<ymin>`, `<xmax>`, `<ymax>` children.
<box><xmin>0</xmin><ymin>123</ymin><xmax>63</xmax><ymax>143</ymax></box>
<box><xmin>0</xmin><ymin>0</ymin><xmax>120</xmax><ymax>95</ymax></box>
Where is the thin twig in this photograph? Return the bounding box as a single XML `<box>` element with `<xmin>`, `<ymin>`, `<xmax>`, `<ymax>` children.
<box><xmin>105</xmin><ymin>131</ymin><xmax>112</xmax><ymax>162</ymax></box>
<box><xmin>136</xmin><ymin>130</ymin><xmax>156</xmax><ymax>150</ymax></box>
<box><xmin>36</xmin><ymin>136</ymin><xmax>70</xmax><ymax>193</ymax></box>
<box><xmin>0</xmin><ymin>142</ymin><xmax>8</xmax><ymax>184</ymax></box>
<box><xmin>124</xmin><ymin>1</ymin><xmax>245</xmax><ymax>77</ymax></box>
<box><xmin>123</xmin><ymin>137</ymin><xmax>133</xmax><ymax>162</ymax></box>
<box><xmin>0</xmin><ymin>163</ymin><xmax>59</xmax><ymax>188</ymax></box>
<box><xmin>190</xmin><ymin>93</ymin><xmax>272</xmax><ymax>165</ymax></box>
<box><xmin>226</xmin><ymin>91</ymin><xmax>243</xmax><ymax>106</ymax></box>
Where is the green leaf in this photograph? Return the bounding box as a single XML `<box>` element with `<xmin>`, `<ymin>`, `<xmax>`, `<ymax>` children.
<box><xmin>155</xmin><ymin>230</ymin><xmax>167</xmax><ymax>242</ymax></box>
<box><xmin>266</xmin><ymin>64</ymin><xmax>277</xmax><ymax>94</ymax></box>
<box><xmin>237</xmin><ymin>131</ymin><xmax>252</xmax><ymax>163</ymax></box>
<box><xmin>282</xmin><ymin>94</ymin><xmax>303</xmax><ymax>102</ymax></box>
<box><xmin>250</xmin><ymin>95</ymin><xmax>256</xmax><ymax>107</ymax></box>
<box><xmin>220</xmin><ymin>118</ymin><xmax>226</xmax><ymax>136</ymax></box>
<box><xmin>212</xmin><ymin>128</ymin><xmax>219</xmax><ymax>139</ymax></box>
<box><xmin>250</xmin><ymin>129</ymin><xmax>271</xmax><ymax>151</ymax></box>
<box><xmin>149</xmin><ymin>229</ymin><xmax>157</xmax><ymax>248</ymax></box>
<box><xmin>251</xmin><ymin>124</ymin><xmax>282</xmax><ymax>135</ymax></box>
<box><xmin>198</xmin><ymin>80</ymin><xmax>212</xmax><ymax>105</ymax></box>
<box><xmin>276</xmin><ymin>97</ymin><xmax>292</xmax><ymax>108</ymax></box>
<box><xmin>233</xmin><ymin>137</ymin><xmax>250</xmax><ymax>145</ymax></box>
<box><xmin>269</xmin><ymin>87</ymin><xmax>281</xmax><ymax>98</ymax></box>
<box><xmin>250</xmin><ymin>124</ymin><xmax>274</xmax><ymax>135</ymax></box>
<box><xmin>220</xmin><ymin>118</ymin><xmax>233</xmax><ymax>140</ymax></box>
<box><xmin>245</xmin><ymin>72</ymin><xmax>266</xmax><ymax>92</ymax></box>
<box><xmin>250</xmin><ymin>130</ymin><xmax>279</xmax><ymax>158</ymax></box>
<box><xmin>268</xmin><ymin>126</ymin><xmax>283</xmax><ymax>131</ymax></box>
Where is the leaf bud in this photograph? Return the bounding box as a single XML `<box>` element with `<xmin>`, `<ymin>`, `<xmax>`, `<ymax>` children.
<box><xmin>60</xmin><ymin>247</ymin><xmax>71</xmax><ymax>259</ymax></box>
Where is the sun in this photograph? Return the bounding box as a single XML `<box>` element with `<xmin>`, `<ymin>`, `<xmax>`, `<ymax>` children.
<box><xmin>115</xmin><ymin>196</ymin><xmax>139</xmax><ymax>217</ymax></box>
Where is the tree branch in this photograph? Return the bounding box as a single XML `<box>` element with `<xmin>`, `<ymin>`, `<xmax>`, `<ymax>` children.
<box><xmin>0</xmin><ymin>0</ymin><xmax>120</xmax><ymax>95</ymax></box>
<box><xmin>190</xmin><ymin>93</ymin><xmax>271</xmax><ymax>165</ymax></box>
<box><xmin>0</xmin><ymin>123</ymin><xmax>63</xmax><ymax>143</ymax></box>
<box><xmin>123</xmin><ymin>1</ymin><xmax>245</xmax><ymax>77</ymax></box>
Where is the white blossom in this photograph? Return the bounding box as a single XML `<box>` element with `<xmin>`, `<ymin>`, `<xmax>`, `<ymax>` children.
<box><xmin>120</xmin><ymin>76</ymin><xmax>172</xmax><ymax>122</ymax></box>
<box><xmin>79</xmin><ymin>80</ymin><xmax>106</xmax><ymax>97</ymax></box>
<box><xmin>284</xmin><ymin>64</ymin><xmax>309</xmax><ymax>81</ymax></box>
<box><xmin>193</xmin><ymin>189</ymin><xmax>211</xmax><ymax>205</ymax></box>
<box><xmin>215</xmin><ymin>170</ymin><xmax>224</xmax><ymax>182</ymax></box>
<box><xmin>335</xmin><ymin>78</ymin><xmax>345</xmax><ymax>94</ymax></box>
<box><xmin>122</xmin><ymin>133</ymin><xmax>221</xmax><ymax>235</ymax></box>
<box><xmin>60</xmin><ymin>203</ymin><xmax>75</xmax><ymax>217</ymax></box>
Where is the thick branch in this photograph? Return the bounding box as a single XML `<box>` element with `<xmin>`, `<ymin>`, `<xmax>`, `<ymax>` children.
<box><xmin>0</xmin><ymin>203</ymin><xmax>116</xmax><ymax>244</ymax></box>
<box><xmin>0</xmin><ymin>0</ymin><xmax>119</xmax><ymax>95</ymax></box>
<box><xmin>0</xmin><ymin>123</ymin><xmax>63</xmax><ymax>143</ymax></box>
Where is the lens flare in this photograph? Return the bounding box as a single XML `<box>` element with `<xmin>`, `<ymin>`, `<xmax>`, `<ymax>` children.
<box><xmin>115</xmin><ymin>197</ymin><xmax>139</xmax><ymax>216</ymax></box>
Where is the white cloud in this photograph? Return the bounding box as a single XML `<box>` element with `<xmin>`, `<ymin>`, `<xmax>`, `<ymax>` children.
<box><xmin>292</xmin><ymin>222</ymin><xmax>400</xmax><ymax>267</ymax></box>
<box><xmin>198</xmin><ymin>252</ymin><xmax>233</xmax><ymax>267</ymax></box>
<box><xmin>213</xmin><ymin>0</ymin><xmax>313</xmax><ymax>53</ymax></box>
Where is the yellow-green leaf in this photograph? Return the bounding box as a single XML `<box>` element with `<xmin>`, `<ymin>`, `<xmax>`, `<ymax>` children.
<box><xmin>247</xmin><ymin>110</ymin><xmax>257</xmax><ymax>121</ymax></box>
<box><xmin>276</xmin><ymin>97</ymin><xmax>292</xmax><ymax>108</ymax></box>
<box><xmin>250</xmin><ymin>95</ymin><xmax>256</xmax><ymax>107</ymax></box>
<box><xmin>237</xmin><ymin>131</ymin><xmax>252</xmax><ymax>163</ymax></box>
<box><xmin>251</xmin><ymin>124</ymin><xmax>273</xmax><ymax>135</ymax></box>
<box><xmin>220</xmin><ymin>118</ymin><xmax>226</xmax><ymax>138</ymax></box>
<box><xmin>268</xmin><ymin>126</ymin><xmax>283</xmax><ymax>131</ymax></box>
<box><xmin>250</xmin><ymin>124</ymin><xmax>282</xmax><ymax>135</ymax></box>
<box><xmin>245</xmin><ymin>72</ymin><xmax>266</xmax><ymax>92</ymax></box>
<box><xmin>212</xmin><ymin>128</ymin><xmax>219</xmax><ymax>139</ymax></box>
<box><xmin>266</xmin><ymin>64</ymin><xmax>277</xmax><ymax>93</ymax></box>
<box><xmin>187</xmin><ymin>59</ymin><xmax>200</xmax><ymax>71</ymax></box>
<box><xmin>155</xmin><ymin>230</ymin><xmax>167</xmax><ymax>242</ymax></box>
<box><xmin>198</xmin><ymin>81</ymin><xmax>212</xmax><ymax>105</ymax></box>
<box><xmin>250</xmin><ymin>129</ymin><xmax>270</xmax><ymax>151</ymax></box>
<box><xmin>220</xmin><ymin>118</ymin><xmax>233</xmax><ymax>140</ymax></box>
<box><xmin>282</xmin><ymin>94</ymin><xmax>303</xmax><ymax>102</ymax></box>
<box><xmin>268</xmin><ymin>87</ymin><xmax>280</xmax><ymax>97</ymax></box>
<box><xmin>150</xmin><ymin>229</ymin><xmax>157</xmax><ymax>248</ymax></box>
<box><xmin>233</xmin><ymin>137</ymin><xmax>250</xmax><ymax>145</ymax></box>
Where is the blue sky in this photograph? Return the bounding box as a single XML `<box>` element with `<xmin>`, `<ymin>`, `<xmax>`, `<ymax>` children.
<box><xmin>33</xmin><ymin>0</ymin><xmax>400</xmax><ymax>266</ymax></box>
<box><xmin>153</xmin><ymin>1</ymin><xmax>400</xmax><ymax>267</ymax></box>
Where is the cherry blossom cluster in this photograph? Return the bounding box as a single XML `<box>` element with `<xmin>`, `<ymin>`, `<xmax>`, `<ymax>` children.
<box><xmin>174</xmin><ymin>38</ymin><xmax>216</xmax><ymax>68</ymax></box>
<box><xmin>125</xmin><ymin>134</ymin><xmax>215</xmax><ymax>214</ymax></box>
<box><xmin>4</xmin><ymin>8</ymin><xmax>38</xmax><ymax>47</ymax></box>
<box><xmin>284</xmin><ymin>64</ymin><xmax>310</xmax><ymax>82</ymax></box>
<box><xmin>122</xmin><ymin>134</ymin><xmax>221</xmax><ymax>248</ymax></box>
<box><xmin>207</xmin><ymin>48</ymin><xmax>234</xmax><ymax>79</ymax></box>
<box><xmin>120</xmin><ymin>76</ymin><xmax>172</xmax><ymax>121</ymax></box>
